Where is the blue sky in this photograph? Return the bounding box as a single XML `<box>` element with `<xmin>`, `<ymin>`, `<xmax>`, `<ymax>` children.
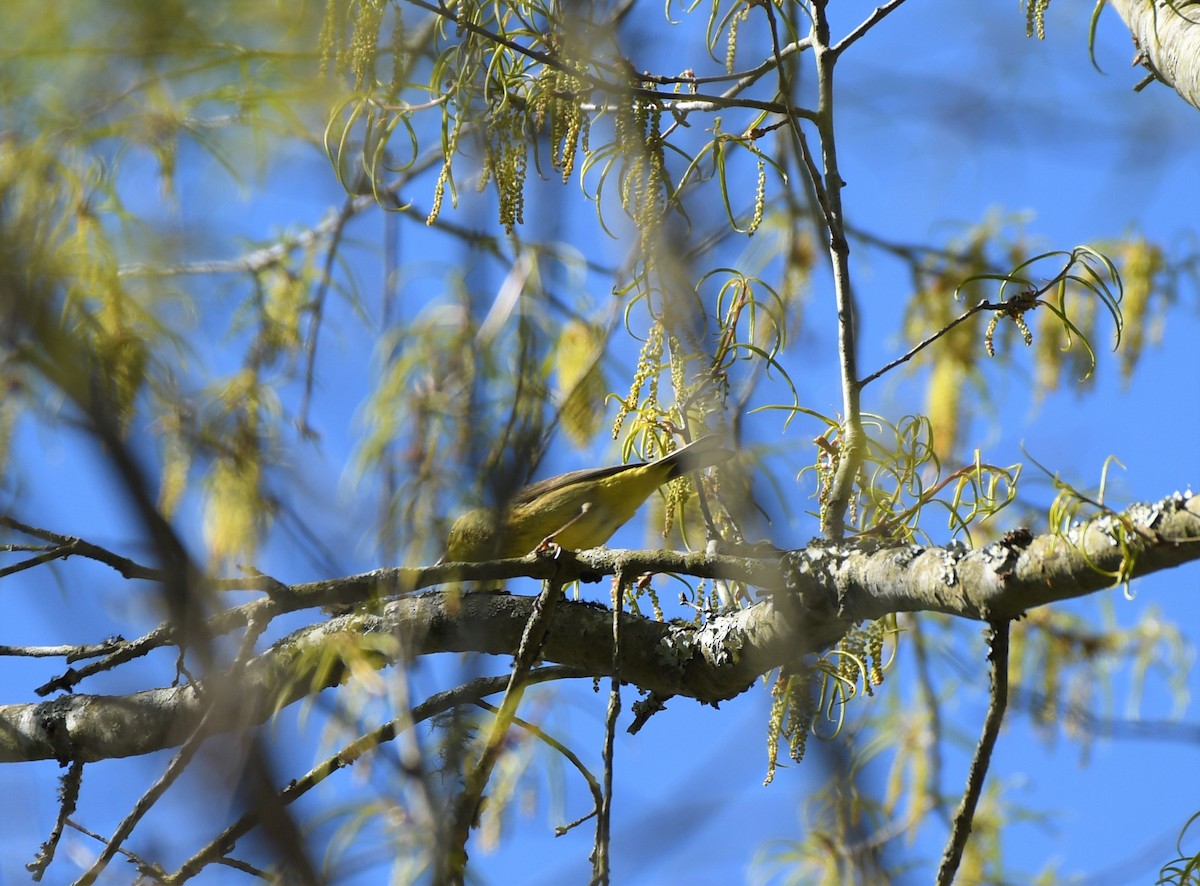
<box><xmin>3</xmin><ymin>1</ymin><xmax>1200</xmax><ymax>883</ymax></box>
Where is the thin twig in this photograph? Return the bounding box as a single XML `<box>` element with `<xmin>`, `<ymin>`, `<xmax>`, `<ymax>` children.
<box><xmin>72</xmin><ymin>706</ymin><xmax>221</xmax><ymax>886</ymax></box>
<box><xmin>0</xmin><ymin>640</ymin><xmax>126</xmax><ymax>662</ymax></box>
<box><xmin>857</xmin><ymin>299</ymin><xmax>993</xmax><ymax>388</ymax></box>
<box><xmin>26</xmin><ymin>760</ymin><xmax>84</xmax><ymax>881</ymax></box>
<box><xmin>165</xmin><ymin>667</ymin><xmax>585</xmax><ymax>884</ymax></box>
<box><xmin>72</xmin><ymin>606</ymin><xmax>281</xmax><ymax>886</ymax></box>
<box><xmin>935</xmin><ymin>620</ymin><xmax>1011</xmax><ymax>886</ymax></box>
<box><xmin>404</xmin><ymin>0</ymin><xmax>799</xmax><ymax>118</ymax></box>
<box><xmin>473</xmin><ymin>698</ymin><xmax>603</xmax><ymax>835</ymax></box>
<box><xmin>807</xmin><ymin>0</ymin><xmax>864</xmax><ymax>541</ymax></box>
<box><xmin>859</xmin><ymin>266</ymin><xmax>1079</xmax><ymax>390</ymax></box>
<box><xmin>833</xmin><ymin>0</ymin><xmax>911</xmax><ymax>57</ymax></box>
<box><xmin>719</xmin><ymin>36</ymin><xmax>813</xmax><ymax>102</ymax></box>
<box><xmin>64</xmin><ymin>818</ymin><xmax>172</xmax><ymax>880</ymax></box>
<box><xmin>1</xmin><ymin>516</ymin><xmax>160</xmax><ymax>581</ymax></box>
<box><xmin>297</xmin><ymin>194</ymin><xmax>357</xmax><ymax>435</ymax></box>
<box><xmin>761</xmin><ymin>3</ymin><xmax>832</xmax><ymax>228</ymax></box>
<box><xmin>117</xmin><ymin>144</ymin><xmax>443</xmax><ymax>281</ymax></box>
<box><xmin>594</xmin><ymin>571</ymin><xmax>626</xmax><ymax>885</ymax></box>
<box><xmin>445</xmin><ymin>577</ymin><xmax>566</xmax><ymax>883</ymax></box>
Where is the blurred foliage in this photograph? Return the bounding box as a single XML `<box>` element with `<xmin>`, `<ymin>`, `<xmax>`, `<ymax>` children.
<box><xmin>0</xmin><ymin>0</ymin><xmax>341</xmax><ymax>564</ymax></box>
<box><xmin>0</xmin><ymin>0</ymin><xmax>1195</xmax><ymax>884</ymax></box>
<box><xmin>1011</xmin><ymin>604</ymin><xmax>1191</xmax><ymax>746</ymax></box>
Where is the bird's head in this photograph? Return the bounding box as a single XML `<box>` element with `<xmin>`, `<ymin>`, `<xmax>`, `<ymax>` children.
<box><xmin>444</xmin><ymin>507</ymin><xmax>504</xmax><ymax>563</ymax></box>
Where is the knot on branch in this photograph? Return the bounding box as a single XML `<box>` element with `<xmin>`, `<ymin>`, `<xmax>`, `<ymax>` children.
<box><xmin>35</xmin><ymin>697</ymin><xmax>81</xmax><ymax>766</ymax></box>
<box><xmin>978</xmin><ymin>526</ymin><xmax>1034</xmax><ymax>579</ymax></box>
<box><xmin>781</xmin><ymin>543</ymin><xmax>844</xmax><ymax>617</ymax></box>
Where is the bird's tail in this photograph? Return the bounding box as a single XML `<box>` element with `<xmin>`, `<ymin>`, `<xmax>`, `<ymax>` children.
<box><xmin>659</xmin><ymin>435</ymin><xmax>733</xmax><ymax>479</ymax></box>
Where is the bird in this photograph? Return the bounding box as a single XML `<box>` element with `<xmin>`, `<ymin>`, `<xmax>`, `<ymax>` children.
<box><xmin>442</xmin><ymin>435</ymin><xmax>733</xmax><ymax>562</ymax></box>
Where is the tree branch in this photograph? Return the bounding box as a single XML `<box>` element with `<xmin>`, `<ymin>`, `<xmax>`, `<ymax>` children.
<box><xmin>1</xmin><ymin>493</ymin><xmax>1196</xmax><ymax>765</ymax></box>
<box><xmin>1108</xmin><ymin>0</ymin><xmax>1200</xmax><ymax>111</ymax></box>
<box><xmin>936</xmin><ymin>620</ymin><xmax>1010</xmax><ymax>886</ymax></box>
<box><xmin>808</xmin><ymin>0</ymin><xmax>864</xmax><ymax>540</ymax></box>
<box><xmin>446</xmin><ymin>577</ymin><xmax>566</xmax><ymax>883</ymax></box>
<box><xmin>164</xmin><ymin>666</ymin><xmax>587</xmax><ymax>884</ymax></box>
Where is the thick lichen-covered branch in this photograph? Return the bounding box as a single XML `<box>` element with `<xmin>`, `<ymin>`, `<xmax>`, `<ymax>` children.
<box><xmin>1108</xmin><ymin>0</ymin><xmax>1200</xmax><ymax>111</ymax></box>
<box><xmin>1</xmin><ymin>492</ymin><xmax>1196</xmax><ymax>764</ymax></box>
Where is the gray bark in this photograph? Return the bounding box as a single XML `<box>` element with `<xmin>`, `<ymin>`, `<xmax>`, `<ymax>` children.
<box><xmin>1</xmin><ymin>492</ymin><xmax>1197</xmax><ymax>764</ymax></box>
<box><xmin>1109</xmin><ymin>0</ymin><xmax>1200</xmax><ymax>110</ymax></box>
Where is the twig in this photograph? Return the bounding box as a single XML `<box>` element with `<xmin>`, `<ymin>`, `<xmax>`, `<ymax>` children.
<box><xmin>594</xmin><ymin>571</ymin><xmax>626</xmax><ymax>885</ymax></box>
<box><xmin>473</xmin><ymin>699</ymin><xmax>603</xmax><ymax>836</ymax></box>
<box><xmin>404</xmin><ymin>0</ymin><xmax>799</xmax><ymax>118</ymax></box>
<box><xmin>935</xmin><ymin>620</ymin><xmax>1010</xmax><ymax>886</ymax></box>
<box><xmin>297</xmin><ymin>194</ymin><xmax>357</xmax><ymax>436</ymax></box>
<box><xmin>719</xmin><ymin>36</ymin><xmax>813</xmax><ymax>102</ymax></box>
<box><xmin>26</xmin><ymin>760</ymin><xmax>84</xmax><ymax>881</ymax></box>
<box><xmin>857</xmin><ymin>299</ymin><xmax>994</xmax><ymax>388</ymax></box>
<box><xmin>72</xmin><ymin>605</ymin><xmax>281</xmax><ymax>886</ymax></box>
<box><xmin>1</xmin><ymin>516</ymin><xmax>160</xmax><ymax>581</ymax></box>
<box><xmin>72</xmin><ymin>706</ymin><xmax>220</xmax><ymax>885</ymax></box>
<box><xmin>64</xmin><ymin>818</ymin><xmax>172</xmax><ymax>880</ymax></box>
<box><xmin>165</xmin><ymin>666</ymin><xmax>585</xmax><ymax>884</ymax></box>
<box><xmin>833</xmin><ymin>0</ymin><xmax>911</xmax><ymax>57</ymax></box>
<box><xmin>118</xmin><ymin>193</ymin><xmax>378</xmax><ymax>280</ymax></box>
<box><xmin>807</xmin><ymin>0</ymin><xmax>864</xmax><ymax>541</ymax></box>
<box><xmin>444</xmin><ymin>577</ymin><xmax>566</xmax><ymax>883</ymax></box>
<box><xmin>0</xmin><ymin>641</ymin><xmax>125</xmax><ymax>662</ymax></box>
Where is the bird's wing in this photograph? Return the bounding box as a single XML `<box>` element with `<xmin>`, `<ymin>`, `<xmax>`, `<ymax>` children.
<box><xmin>509</xmin><ymin>461</ymin><xmax>646</xmax><ymax>507</ymax></box>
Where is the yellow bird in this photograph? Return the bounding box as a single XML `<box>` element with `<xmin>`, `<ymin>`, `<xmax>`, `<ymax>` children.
<box><xmin>443</xmin><ymin>435</ymin><xmax>733</xmax><ymax>562</ymax></box>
